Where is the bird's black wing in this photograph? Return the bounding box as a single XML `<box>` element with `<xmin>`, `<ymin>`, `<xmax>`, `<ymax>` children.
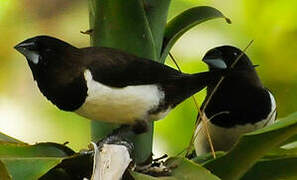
<box><xmin>201</xmin><ymin>84</ymin><xmax>274</xmax><ymax>128</ymax></box>
<box><xmin>81</xmin><ymin>47</ymin><xmax>184</xmax><ymax>87</ymax></box>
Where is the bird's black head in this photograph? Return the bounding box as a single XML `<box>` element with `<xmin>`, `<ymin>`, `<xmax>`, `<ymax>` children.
<box><xmin>203</xmin><ymin>46</ymin><xmax>255</xmax><ymax>71</ymax></box>
<box><xmin>14</xmin><ymin>35</ymin><xmax>78</xmax><ymax>79</ymax></box>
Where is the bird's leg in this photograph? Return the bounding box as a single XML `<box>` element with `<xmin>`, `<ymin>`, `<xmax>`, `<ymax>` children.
<box><xmin>96</xmin><ymin>119</ymin><xmax>150</xmax><ymax>152</ymax></box>
<box><xmin>131</xmin><ymin>120</ymin><xmax>149</xmax><ymax>134</ymax></box>
<box><xmin>96</xmin><ymin>125</ymin><xmax>134</xmax><ymax>149</ymax></box>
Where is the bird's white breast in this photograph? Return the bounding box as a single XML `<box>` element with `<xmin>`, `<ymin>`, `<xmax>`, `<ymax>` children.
<box><xmin>75</xmin><ymin>70</ymin><xmax>167</xmax><ymax>124</ymax></box>
<box><xmin>194</xmin><ymin>91</ymin><xmax>276</xmax><ymax>155</ymax></box>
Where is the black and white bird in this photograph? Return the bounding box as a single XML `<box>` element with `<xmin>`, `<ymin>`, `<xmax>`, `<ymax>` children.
<box><xmin>15</xmin><ymin>35</ymin><xmax>227</xmax><ymax>134</ymax></box>
<box><xmin>194</xmin><ymin>46</ymin><xmax>277</xmax><ymax>155</ymax></box>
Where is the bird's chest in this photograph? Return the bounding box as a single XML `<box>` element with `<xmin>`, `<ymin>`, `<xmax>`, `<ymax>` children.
<box><xmin>194</xmin><ymin>90</ymin><xmax>276</xmax><ymax>155</ymax></box>
<box><xmin>36</xmin><ymin>70</ymin><xmax>88</xmax><ymax>111</ymax></box>
<box><xmin>205</xmin><ymin>83</ymin><xmax>273</xmax><ymax>127</ymax></box>
<box><xmin>75</xmin><ymin>70</ymin><xmax>167</xmax><ymax>124</ymax></box>
<box><xmin>194</xmin><ymin>116</ymin><xmax>275</xmax><ymax>155</ymax></box>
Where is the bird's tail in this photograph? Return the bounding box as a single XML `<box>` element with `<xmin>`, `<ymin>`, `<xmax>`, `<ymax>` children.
<box><xmin>162</xmin><ymin>70</ymin><xmax>226</xmax><ymax>107</ymax></box>
<box><xmin>189</xmin><ymin>70</ymin><xmax>224</xmax><ymax>93</ymax></box>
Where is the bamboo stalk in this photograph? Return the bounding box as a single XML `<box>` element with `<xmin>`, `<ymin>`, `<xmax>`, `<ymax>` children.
<box><xmin>88</xmin><ymin>0</ymin><xmax>170</xmax><ymax>163</ymax></box>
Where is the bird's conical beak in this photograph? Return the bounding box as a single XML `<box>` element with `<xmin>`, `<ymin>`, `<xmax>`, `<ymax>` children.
<box><xmin>14</xmin><ymin>41</ymin><xmax>35</xmax><ymax>55</ymax></box>
<box><xmin>203</xmin><ymin>58</ymin><xmax>227</xmax><ymax>69</ymax></box>
<box><xmin>14</xmin><ymin>41</ymin><xmax>40</xmax><ymax>64</ymax></box>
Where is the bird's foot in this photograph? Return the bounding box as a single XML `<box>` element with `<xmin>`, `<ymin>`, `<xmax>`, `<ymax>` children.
<box><xmin>135</xmin><ymin>154</ymin><xmax>171</xmax><ymax>177</ymax></box>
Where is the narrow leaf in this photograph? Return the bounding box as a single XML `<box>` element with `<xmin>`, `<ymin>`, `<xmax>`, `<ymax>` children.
<box><xmin>143</xmin><ymin>0</ymin><xmax>171</xmax><ymax>58</ymax></box>
<box><xmin>280</xmin><ymin>134</ymin><xmax>297</xmax><ymax>146</ymax></box>
<box><xmin>0</xmin><ymin>142</ymin><xmax>74</xmax><ymax>158</ymax></box>
<box><xmin>167</xmin><ymin>157</ymin><xmax>220</xmax><ymax>180</ymax></box>
<box><xmin>131</xmin><ymin>171</ymin><xmax>174</xmax><ymax>180</ymax></box>
<box><xmin>191</xmin><ymin>152</ymin><xmax>225</xmax><ymax>165</ymax></box>
<box><xmin>1</xmin><ymin>157</ymin><xmax>64</xmax><ymax>180</ymax></box>
<box><xmin>160</xmin><ymin>6</ymin><xmax>231</xmax><ymax>62</ymax></box>
<box><xmin>0</xmin><ymin>132</ymin><xmax>23</xmax><ymax>144</ymax></box>
<box><xmin>203</xmin><ymin>112</ymin><xmax>297</xmax><ymax>180</ymax></box>
<box><xmin>0</xmin><ymin>160</ymin><xmax>11</xmax><ymax>180</ymax></box>
<box><xmin>266</xmin><ymin>145</ymin><xmax>297</xmax><ymax>157</ymax></box>
<box><xmin>0</xmin><ymin>143</ymin><xmax>75</xmax><ymax>180</ymax></box>
<box><xmin>241</xmin><ymin>156</ymin><xmax>297</xmax><ymax>180</ymax></box>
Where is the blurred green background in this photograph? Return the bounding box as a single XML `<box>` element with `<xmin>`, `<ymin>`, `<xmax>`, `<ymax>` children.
<box><xmin>0</xmin><ymin>0</ymin><xmax>297</xmax><ymax>157</ymax></box>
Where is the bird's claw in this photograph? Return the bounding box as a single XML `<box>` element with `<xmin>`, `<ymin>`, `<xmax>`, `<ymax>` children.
<box><xmin>135</xmin><ymin>154</ymin><xmax>171</xmax><ymax>177</ymax></box>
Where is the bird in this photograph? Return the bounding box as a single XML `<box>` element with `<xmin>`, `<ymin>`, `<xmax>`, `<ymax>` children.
<box><xmin>194</xmin><ymin>45</ymin><xmax>277</xmax><ymax>155</ymax></box>
<box><xmin>14</xmin><ymin>35</ymin><xmax>228</xmax><ymax>134</ymax></box>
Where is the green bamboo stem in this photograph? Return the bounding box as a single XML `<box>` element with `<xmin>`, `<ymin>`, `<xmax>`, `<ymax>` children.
<box><xmin>88</xmin><ymin>0</ymin><xmax>170</xmax><ymax>163</ymax></box>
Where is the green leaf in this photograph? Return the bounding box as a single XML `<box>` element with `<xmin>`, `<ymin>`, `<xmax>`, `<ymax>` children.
<box><xmin>166</xmin><ymin>158</ymin><xmax>220</xmax><ymax>180</ymax></box>
<box><xmin>0</xmin><ymin>132</ymin><xmax>23</xmax><ymax>144</ymax></box>
<box><xmin>131</xmin><ymin>171</ymin><xmax>174</xmax><ymax>180</ymax></box>
<box><xmin>160</xmin><ymin>6</ymin><xmax>231</xmax><ymax>62</ymax></box>
<box><xmin>203</xmin><ymin>112</ymin><xmax>297</xmax><ymax>180</ymax></box>
<box><xmin>0</xmin><ymin>160</ymin><xmax>11</xmax><ymax>180</ymax></box>
<box><xmin>143</xmin><ymin>0</ymin><xmax>171</xmax><ymax>58</ymax></box>
<box><xmin>1</xmin><ymin>157</ymin><xmax>64</xmax><ymax>180</ymax></box>
<box><xmin>191</xmin><ymin>152</ymin><xmax>225</xmax><ymax>165</ymax></box>
<box><xmin>241</xmin><ymin>156</ymin><xmax>297</xmax><ymax>180</ymax></box>
<box><xmin>0</xmin><ymin>142</ymin><xmax>75</xmax><ymax>158</ymax></box>
<box><xmin>280</xmin><ymin>134</ymin><xmax>297</xmax><ymax>146</ymax></box>
<box><xmin>270</xmin><ymin>147</ymin><xmax>297</xmax><ymax>158</ymax></box>
<box><xmin>0</xmin><ymin>143</ymin><xmax>75</xmax><ymax>180</ymax></box>
<box><xmin>131</xmin><ymin>157</ymin><xmax>220</xmax><ymax>180</ymax></box>
<box><xmin>266</xmin><ymin>145</ymin><xmax>297</xmax><ymax>158</ymax></box>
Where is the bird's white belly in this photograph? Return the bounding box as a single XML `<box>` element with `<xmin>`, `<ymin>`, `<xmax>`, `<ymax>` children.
<box><xmin>75</xmin><ymin>70</ymin><xmax>166</xmax><ymax>124</ymax></box>
<box><xmin>194</xmin><ymin>118</ymin><xmax>274</xmax><ymax>155</ymax></box>
<box><xmin>194</xmin><ymin>92</ymin><xmax>276</xmax><ymax>155</ymax></box>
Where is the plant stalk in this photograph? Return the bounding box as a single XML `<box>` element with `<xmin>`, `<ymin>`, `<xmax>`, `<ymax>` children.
<box><xmin>88</xmin><ymin>0</ymin><xmax>170</xmax><ymax>163</ymax></box>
